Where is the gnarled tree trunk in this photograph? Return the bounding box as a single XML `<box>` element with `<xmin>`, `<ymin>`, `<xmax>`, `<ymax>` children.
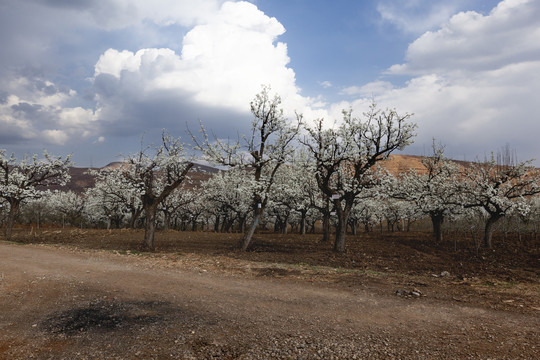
<box><xmin>143</xmin><ymin>203</ymin><xmax>158</xmax><ymax>250</ymax></box>
<box><xmin>334</xmin><ymin>215</ymin><xmax>347</xmax><ymax>252</ymax></box>
<box><xmin>241</xmin><ymin>207</ymin><xmax>262</xmax><ymax>251</ymax></box>
<box><xmin>430</xmin><ymin>212</ymin><xmax>444</xmax><ymax>242</ymax></box>
<box><xmin>333</xmin><ymin>199</ymin><xmax>353</xmax><ymax>252</ymax></box>
<box><xmin>5</xmin><ymin>199</ymin><xmax>21</xmax><ymax>241</ymax></box>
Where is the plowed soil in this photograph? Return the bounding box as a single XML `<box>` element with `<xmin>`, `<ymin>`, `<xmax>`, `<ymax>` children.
<box><xmin>0</xmin><ymin>228</ymin><xmax>538</xmax><ymax>359</ymax></box>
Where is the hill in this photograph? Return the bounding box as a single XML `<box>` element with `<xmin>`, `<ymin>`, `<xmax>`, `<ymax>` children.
<box><xmin>50</xmin><ymin>161</ymin><xmax>220</xmax><ymax>193</ymax></box>
<box><xmin>52</xmin><ymin>154</ymin><xmax>471</xmax><ymax>193</ymax></box>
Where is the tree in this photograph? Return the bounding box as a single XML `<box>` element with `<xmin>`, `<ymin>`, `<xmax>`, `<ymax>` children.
<box><xmin>193</xmin><ymin>86</ymin><xmax>301</xmax><ymax>250</ymax></box>
<box><xmin>122</xmin><ymin>133</ymin><xmax>193</xmax><ymax>250</ymax></box>
<box><xmin>0</xmin><ymin>150</ymin><xmax>72</xmax><ymax>240</ymax></box>
<box><xmin>392</xmin><ymin>143</ymin><xmax>464</xmax><ymax>242</ymax></box>
<box><xmin>303</xmin><ymin>102</ymin><xmax>415</xmax><ymax>252</ymax></box>
<box><xmin>269</xmin><ymin>151</ymin><xmax>317</xmax><ymax>235</ymax></box>
<box><xmin>48</xmin><ymin>190</ymin><xmax>86</xmax><ymax>227</ymax></box>
<box><xmin>159</xmin><ymin>185</ymin><xmax>196</xmax><ymax>231</ymax></box>
<box><xmin>200</xmin><ymin>167</ymin><xmax>252</xmax><ymax>233</ymax></box>
<box><xmin>19</xmin><ymin>193</ymin><xmax>53</xmax><ymax>229</ymax></box>
<box><xmin>351</xmin><ymin>197</ymin><xmax>383</xmax><ymax>233</ymax></box>
<box><xmin>87</xmin><ymin>165</ymin><xmax>144</xmax><ymax>229</ymax></box>
<box><xmin>462</xmin><ymin>151</ymin><xmax>540</xmax><ymax>248</ymax></box>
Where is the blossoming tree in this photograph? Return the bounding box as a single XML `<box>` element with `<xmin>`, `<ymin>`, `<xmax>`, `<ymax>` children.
<box><xmin>0</xmin><ymin>150</ymin><xmax>72</xmax><ymax>240</ymax></box>
<box><xmin>121</xmin><ymin>133</ymin><xmax>193</xmax><ymax>250</ymax></box>
<box><xmin>463</xmin><ymin>153</ymin><xmax>540</xmax><ymax>248</ymax></box>
<box><xmin>193</xmin><ymin>86</ymin><xmax>301</xmax><ymax>250</ymax></box>
<box><xmin>303</xmin><ymin>103</ymin><xmax>415</xmax><ymax>252</ymax></box>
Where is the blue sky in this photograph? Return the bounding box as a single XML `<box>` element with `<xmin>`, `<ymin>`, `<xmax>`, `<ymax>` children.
<box><xmin>0</xmin><ymin>0</ymin><xmax>538</xmax><ymax>166</ymax></box>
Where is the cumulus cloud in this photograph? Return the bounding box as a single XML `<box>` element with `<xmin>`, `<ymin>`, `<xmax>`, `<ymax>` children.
<box><xmin>0</xmin><ymin>0</ymin><xmax>230</xmax><ymax>86</ymax></box>
<box><xmin>387</xmin><ymin>0</ymin><xmax>540</xmax><ymax>75</ymax></box>
<box><xmin>2</xmin><ymin>0</ymin><xmax>322</xmax><ymax>155</ymax></box>
<box><xmin>10</xmin><ymin>0</ymin><xmax>536</xmax><ymax>167</ymax></box>
<box><xmin>344</xmin><ymin>0</ymin><xmax>540</xmax><ymax>161</ymax></box>
<box><xmin>92</xmin><ymin>1</ymin><xmax>320</xmax><ymax>135</ymax></box>
<box><xmin>92</xmin><ymin>1</ymin><xmax>296</xmax><ymax>110</ymax></box>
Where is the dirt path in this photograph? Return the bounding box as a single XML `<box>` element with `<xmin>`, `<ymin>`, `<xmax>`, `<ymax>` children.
<box><xmin>1</xmin><ymin>242</ymin><xmax>538</xmax><ymax>359</ymax></box>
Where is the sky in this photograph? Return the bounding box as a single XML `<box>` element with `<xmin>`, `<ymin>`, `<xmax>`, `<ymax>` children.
<box><xmin>1</xmin><ymin>0</ymin><xmax>538</xmax><ymax>167</ymax></box>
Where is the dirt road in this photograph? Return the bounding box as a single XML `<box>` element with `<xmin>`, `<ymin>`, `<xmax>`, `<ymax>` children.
<box><xmin>0</xmin><ymin>242</ymin><xmax>538</xmax><ymax>359</ymax></box>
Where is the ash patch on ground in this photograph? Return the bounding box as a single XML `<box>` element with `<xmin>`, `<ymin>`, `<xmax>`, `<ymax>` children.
<box><xmin>40</xmin><ymin>300</ymin><xmax>170</xmax><ymax>335</ymax></box>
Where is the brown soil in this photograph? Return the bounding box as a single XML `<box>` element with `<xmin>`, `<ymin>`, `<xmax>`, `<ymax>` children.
<box><xmin>1</xmin><ymin>228</ymin><xmax>539</xmax><ymax>359</ymax></box>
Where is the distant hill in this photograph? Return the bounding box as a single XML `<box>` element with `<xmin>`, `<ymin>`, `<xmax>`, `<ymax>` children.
<box><xmin>47</xmin><ymin>161</ymin><xmax>221</xmax><ymax>193</ymax></box>
<box><xmin>381</xmin><ymin>154</ymin><xmax>426</xmax><ymax>175</ymax></box>
<box><xmin>47</xmin><ymin>155</ymin><xmax>473</xmax><ymax>193</ymax></box>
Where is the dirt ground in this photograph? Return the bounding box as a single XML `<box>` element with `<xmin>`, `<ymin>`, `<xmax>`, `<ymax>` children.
<box><xmin>0</xmin><ymin>228</ymin><xmax>539</xmax><ymax>359</ymax></box>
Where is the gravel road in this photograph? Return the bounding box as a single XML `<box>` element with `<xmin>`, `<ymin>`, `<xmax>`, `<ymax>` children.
<box><xmin>1</xmin><ymin>242</ymin><xmax>538</xmax><ymax>359</ymax></box>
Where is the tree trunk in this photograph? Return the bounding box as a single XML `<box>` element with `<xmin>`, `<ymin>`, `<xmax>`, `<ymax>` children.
<box><xmin>484</xmin><ymin>214</ymin><xmax>502</xmax><ymax>248</ymax></box>
<box><xmin>114</xmin><ymin>216</ymin><xmax>122</xmax><ymax>229</ymax></box>
<box><xmin>143</xmin><ymin>204</ymin><xmax>158</xmax><ymax>250</ymax></box>
<box><xmin>241</xmin><ymin>210</ymin><xmax>262</xmax><ymax>251</ymax></box>
<box><xmin>5</xmin><ymin>200</ymin><xmax>21</xmax><ymax>241</ymax></box>
<box><xmin>309</xmin><ymin>221</ymin><xmax>315</xmax><ymax>234</ymax></box>
<box><xmin>281</xmin><ymin>214</ymin><xmax>289</xmax><ymax>234</ymax></box>
<box><xmin>239</xmin><ymin>216</ymin><xmax>246</xmax><ymax>233</ymax></box>
<box><xmin>430</xmin><ymin>212</ymin><xmax>444</xmax><ymax>242</ymax></box>
<box><xmin>129</xmin><ymin>208</ymin><xmax>142</xmax><ymax>229</ymax></box>
<box><xmin>220</xmin><ymin>216</ymin><xmax>228</xmax><ymax>232</ymax></box>
<box><xmin>214</xmin><ymin>215</ymin><xmax>220</xmax><ymax>232</ymax></box>
<box><xmin>334</xmin><ymin>217</ymin><xmax>347</xmax><ymax>252</ymax></box>
<box><xmin>364</xmin><ymin>221</ymin><xmax>371</xmax><ymax>232</ymax></box>
<box><xmin>273</xmin><ymin>218</ymin><xmax>280</xmax><ymax>233</ymax></box>
<box><xmin>350</xmin><ymin>219</ymin><xmax>358</xmax><ymax>235</ymax></box>
<box><xmin>299</xmin><ymin>212</ymin><xmax>307</xmax><ymax>235</ymax></box>
<box><xmin>321</xmin><ymin>213</ymin><xmax>331</xmax><ymax>242</ymax></box>
<box><xmin>334</xmin><ymin>205</ymin><xmax>351</xmax><ymax>252</ymax></box>
<box><xmin>163</xmin><ymin>212</ymin><xmax>171</xmax><ymax>231</ymax></box>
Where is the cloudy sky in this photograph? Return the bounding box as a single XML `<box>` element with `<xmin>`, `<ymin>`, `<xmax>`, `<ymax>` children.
<box><xmin>1</xmin><ymin>0</ymin><xmax>538</xmax><ymax>167</ymax></box>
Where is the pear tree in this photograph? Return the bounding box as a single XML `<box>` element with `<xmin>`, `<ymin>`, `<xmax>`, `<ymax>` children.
<box><xmin>392</xmin><ymin>144</ymin><xmax>464</xmax><ymax>242</ymax></box>
<box><xmin>303</xmin><ymin>103</ymin><xmax>415</xmax><ymax>252</ymax></box>
<box><xmin>463</xmin><ymin>153</ymin><xmax>540</xmax><ymax>248</ymax></box>
<box><xmin>0</xmin><ymin>150</ymin><xmax>72</xmax><ymax>240</ymax></box>
<box><xmin>122</xmin><ymin>133</ymin><xmax>193</xmax><ymax>250</ymax></box>
<box><xmin>193</xmin><ymin>86</ymin><xmax>301</xmax><ymax>250</ymax></box>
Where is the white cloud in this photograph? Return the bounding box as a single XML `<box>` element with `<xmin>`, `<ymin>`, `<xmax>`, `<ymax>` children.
<box><xmin>32</xmin><ymin>0</ymin><xmax>227</xmax><ymax>30</ymax></box>
<box><xmin>93</xmin><ymin>1</ymin><xmax>316</xmax><ymax>121</ymax></box>
<box><xmin>42</xmin><ymin>129</ymin><xmax>69</xmax><ymax>145</ymax></box>
<box><xmin>319</xmin><ymin>81</ymin><xmax>332</xmax><ymax>89</ymax></box>
<box><xmin>0</xmin><ymin>76</ymin><xmax>100</xmax><ymax>146</ymax></box>
<box><xmin>343</xmin><ymin>0</ymin><xmax>540</xmax><ymax>161</ymax></box>
<box><xmin>387</xmin><ymin>0</ymin><xmax>540</xmax><ymax>76</ymax></box>
<box><xmin>95</xmin><ymin>49</ymin><xmax>146</xmax><ymax>78</ymax></box>
<box><xmin>3</xmin><ymin>0</ymin><xmax>328</xmax><ymax>155</ymax></box>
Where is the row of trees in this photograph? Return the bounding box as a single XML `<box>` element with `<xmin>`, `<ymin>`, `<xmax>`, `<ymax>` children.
<box><xmin>3</xmin><ymin>151</ymin><xmax>540</xmax><ymax>250</ymax></box>
<box><xmin>2</xmin><ymin>87</ymin><xmax>540</xmax><ymax>251</ymax></box>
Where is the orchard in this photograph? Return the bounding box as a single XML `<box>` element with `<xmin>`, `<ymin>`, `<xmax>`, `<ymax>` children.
<box><xmin>2</xmin><ymin>88</ymin><xmax>540</xmax><ymax>253</ymax></box>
